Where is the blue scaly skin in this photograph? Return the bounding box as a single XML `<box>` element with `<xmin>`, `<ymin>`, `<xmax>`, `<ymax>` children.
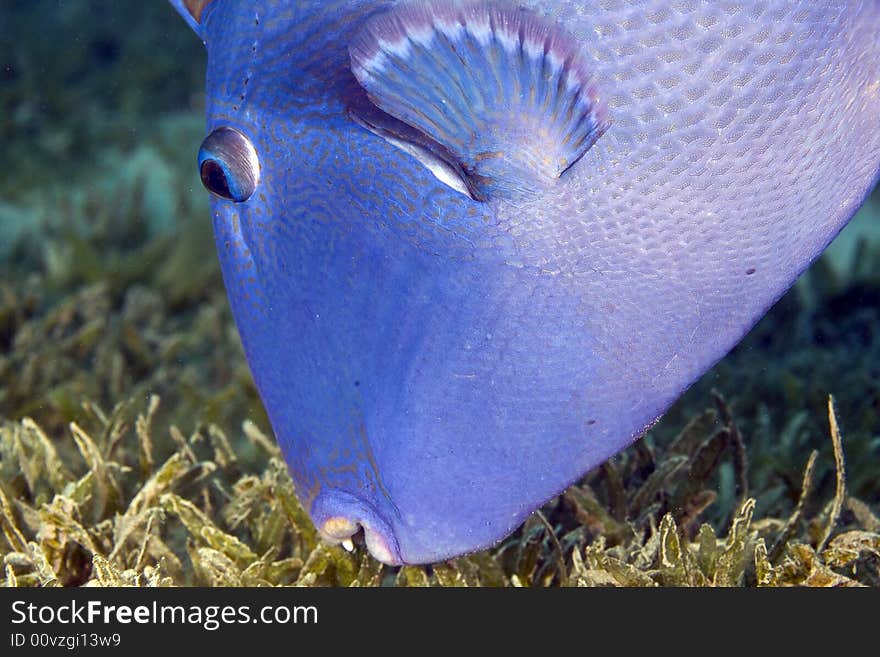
<box><xmin>170</xmin><ymin>0</ymin><xmax>880</xmax><ymax>564</ymax></box>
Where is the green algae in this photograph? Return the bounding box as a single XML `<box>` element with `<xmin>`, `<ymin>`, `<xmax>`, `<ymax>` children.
<box><xmin>0</xmin><ymin>169</ymin><xmax>877</xmax><ymax>586</ymax></box>
<box><xmin>1</xmin><ymin>387</ymin><xmax>877</xmax><ymax>587</ymax></box>
<box><xmin>2</xmin><ymin>0</ymin><xmax>879</xmax><ymax>589</ymax></box>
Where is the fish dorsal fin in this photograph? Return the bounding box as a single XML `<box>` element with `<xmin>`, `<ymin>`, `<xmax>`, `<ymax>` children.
<box><xmin>349</xmin><ymin>0</ymin><xmax>610</xmax><ymax>201</ymax></box>
<box><xmin>169</xmin><ymin>0</ymin><xmax>215</xmax><ymax>36</ymax></box>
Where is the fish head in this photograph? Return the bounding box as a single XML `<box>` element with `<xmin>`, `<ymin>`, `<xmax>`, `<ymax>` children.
<box><xmin>171</xmin><ymin>0</ymin><xmax>513</xmax><ymax>564</ymax></box>
<box><xmin>170</xmin><ymin>0</ymin><xmax>880</xmax><ymax>565</ymax></box>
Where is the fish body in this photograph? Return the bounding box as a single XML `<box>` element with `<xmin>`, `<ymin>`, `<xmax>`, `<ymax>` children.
<box><xmin>170</xmin><ymin>0</ymin><xmax>880</xmax><ymax>564</ymax></box>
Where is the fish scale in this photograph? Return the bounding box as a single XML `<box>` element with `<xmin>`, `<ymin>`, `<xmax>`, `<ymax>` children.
<box><xmin>170</xmin><ymin>0</ymin><xmax>880</xmax><ymax>564</ymax></box>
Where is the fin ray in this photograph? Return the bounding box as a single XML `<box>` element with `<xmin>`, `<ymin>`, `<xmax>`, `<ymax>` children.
<box><xmin>349</xmin><ymin>0</ymin><xmax>610</xmax><ymax>200</ymax></box>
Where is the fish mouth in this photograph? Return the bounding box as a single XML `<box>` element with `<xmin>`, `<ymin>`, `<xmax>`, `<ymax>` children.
<box><xmin>311</xmin><ymin>490</ymin><xmax>402</xmax><ymax>565</ymax></box>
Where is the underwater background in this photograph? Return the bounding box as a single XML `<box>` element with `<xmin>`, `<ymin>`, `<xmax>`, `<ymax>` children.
<box><xmin>0</xmin><ymin>1</ymin><xmax>878</xmax><ymax>586</ymax></box>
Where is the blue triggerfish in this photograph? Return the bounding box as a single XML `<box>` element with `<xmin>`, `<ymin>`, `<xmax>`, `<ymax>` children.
<box><xmin>169</xmin><ymin>0</ymin><xmax>880</xmax><ymax>564</ymax></box>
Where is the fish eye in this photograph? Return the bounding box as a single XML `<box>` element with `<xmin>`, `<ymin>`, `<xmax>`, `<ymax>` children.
<box><xmin>197</xmin><ymin>127</ymin><xmax>260</xmax><ymax>202</ymax></box>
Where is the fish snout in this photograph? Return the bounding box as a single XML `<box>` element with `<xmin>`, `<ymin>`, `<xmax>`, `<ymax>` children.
<box><xmin>311</xmin><ymin>490</ymin><xmax>402</xmax><ymax>566</ymax></box>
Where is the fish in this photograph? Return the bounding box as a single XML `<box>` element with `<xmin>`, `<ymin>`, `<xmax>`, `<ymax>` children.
<box><xmin>168</xmin><ymin>0</ymin><xmax>880</xmax><ymax>565</ymax></box>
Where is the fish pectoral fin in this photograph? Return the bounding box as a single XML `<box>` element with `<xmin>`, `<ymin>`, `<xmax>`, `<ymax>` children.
<box><xmin>347</xmin><ymin>94</ymin><xmax>484</xmax><ymax>201</ymax></box>
<box><xmin>348</xmin><ymin>0</ymin><xmax>610</xmax><ymax>202</ymax></box>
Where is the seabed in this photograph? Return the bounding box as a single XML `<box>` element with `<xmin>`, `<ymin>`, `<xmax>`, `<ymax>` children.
<box><xmin>1</xmin><ymin>1</ymin><xmax>878</xmax><ymax>587</ymax></box>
